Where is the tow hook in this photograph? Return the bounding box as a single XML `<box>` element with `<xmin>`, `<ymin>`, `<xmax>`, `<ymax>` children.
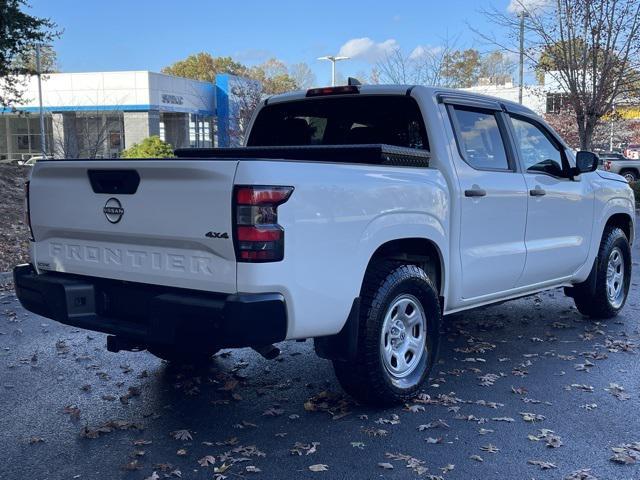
<box><xmin>252</xmin><ymin>344</ymin><xmax>280</xmax><ymax>360</ymax></box>
<box><xmin>106</xmin><ymin>335</ymin><xmax>144</xmax><ymax>353</ymax></box>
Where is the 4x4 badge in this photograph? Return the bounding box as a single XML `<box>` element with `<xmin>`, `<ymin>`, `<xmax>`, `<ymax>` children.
<box><xmin>206</xmin><ymin>231</ymin><xmax>229</xmax><ymax>239</ymax></box>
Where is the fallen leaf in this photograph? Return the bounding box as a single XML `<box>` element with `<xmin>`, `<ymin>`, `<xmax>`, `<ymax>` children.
<box><xmin>492</xmin><ymin>417</ymin><xmax>515</xmax><ymax>423</ymax></box>
<box><xmin>426</xmin><ymin>437</ymin><xmax>443</xmax><ymax>444</ymax></box>
<box><xmin>417</xmin><ymin>419</ymin><xmax>450</xmax><ymax>430</ymax></box>
<box><xmin>63</xmin><ymin>405</ymin><xmax>81</xmax><ymax>419</ymax></box>
<box><xmin>480</xmin><ymin>444</ymin><xmax>500</xmax><ymax>453</ymax></box>
<box><xmin>122</xmin><ymin>460</ymin><xmax>141</xmax><ymax>471</ymax></box>
<box><xmin>564</xmin><ymin>468</ymin><xmax>598</xmax><ymax>480</ymax></box>
<box><xmin>611</xmin><ymin>442</ymin><xmax>640</xmax><ymax>464</ymax></box>
<box><xmin>528</xmin><ymin>459</ymin><xmax>557</xmax><ymax>470</ymax></box>
<box><xmin>520</xmin><ymin>412</ymin><xmax>545</xmax><ymax>423</ymax></box>
<box><xmin>198</xmin><ymin>455</ymin><xmax>215</xmax><ymax>467</ymax></box>
<box><xmin>309</xmin><ymin>464</ymin><xmax>328</xmax><ymax>472</ymax></box>
<box><xmin>171</xmin><ymin>429</ymin><xmax>193</xmax><ymax>441</ymax></box>
<box><xmin>441</xmin><ymin>463</ymin><xmax>455</xmax><ymax>473</ymax></box>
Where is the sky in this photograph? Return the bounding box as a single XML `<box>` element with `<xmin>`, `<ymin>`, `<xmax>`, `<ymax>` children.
<box><xmin>28</xmin><ymin>0</ymin><xmax>530</xmax><ymax>86</ymax></box>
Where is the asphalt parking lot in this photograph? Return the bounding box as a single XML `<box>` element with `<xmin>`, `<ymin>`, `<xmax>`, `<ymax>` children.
<box><xmin>1</xmin><ymin>234</ymin><xmax>639</xmax><ymax>480</ymax></box>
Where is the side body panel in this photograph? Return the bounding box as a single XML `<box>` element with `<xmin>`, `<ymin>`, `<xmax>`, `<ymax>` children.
<box><xmin>234</xmin><ymin>160</ymin><xmax>449</xmax><ymax>339</ymax></box>
<box><xmin>517</xmin><ymin>172</ymin><xmax>594</xmax><ymax>286</ymax></box>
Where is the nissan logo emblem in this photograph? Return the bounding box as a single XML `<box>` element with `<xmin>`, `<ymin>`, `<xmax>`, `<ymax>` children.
<box><xmin>103</xmin><ymin>198</ymin><xmax>124</xmax><ymax>224</ymax></box>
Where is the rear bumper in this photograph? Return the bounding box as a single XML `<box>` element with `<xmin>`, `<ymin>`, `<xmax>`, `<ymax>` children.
<box><xmin>13</xmin><ymin>264</ymin><xmax>287</xmax><ymax>349</ymax></box>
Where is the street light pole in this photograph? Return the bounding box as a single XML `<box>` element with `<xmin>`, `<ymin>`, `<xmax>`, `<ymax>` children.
<box><xmin>317</xmin><ymin>55</ymin><xmax>349</xmax><ymax>86</ymax></box>
<box><xmin>518</xmin><ymin>11</ymin><xmax>529</xmax><ymax>105</ymax></box>
<box><xmin>35</xmin><ymin>44</ymin><xmax>47</xmax><ymax>158</ymax></box>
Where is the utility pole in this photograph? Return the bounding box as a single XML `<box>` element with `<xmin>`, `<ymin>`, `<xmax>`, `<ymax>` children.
<box><xmin>609</xmin><ymin>104</ymin><xmax>615</xmax><ymax>151</ymax></box>
<box><xmin>518</xmin><ymin>11</ymin><xmax>529</xmax><ymax>105</ymax></box>
<box><xmin>318</xmin><ymin>55</ymin><xmax>349</xmax><ymax>86</ymax></box>
<box><xmin>35</xmin><ymin>44</ymin><xmax>47</xmax><ymax>158</ymax></box>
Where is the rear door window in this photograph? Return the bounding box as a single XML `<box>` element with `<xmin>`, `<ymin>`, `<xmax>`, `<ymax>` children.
<box><xmin>248</xmin><ymin>96</ymin><xmax>429</xmax><ymax>150</ymax></box>
<box><xmin>449</xmin><ymin>106</ymin><xmax>510</xmax><ymax>170</ymax></box>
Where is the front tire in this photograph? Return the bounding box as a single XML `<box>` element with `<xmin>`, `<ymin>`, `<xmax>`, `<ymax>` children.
<box><xmin>571</xmin><ymin>226</ymin><xmax>631</xmax><ymax>318</ymax></box>
<box><xmin>333</xmin><ymin>263</ymin><xmax>440</xmax><ymax>406</ymax></box>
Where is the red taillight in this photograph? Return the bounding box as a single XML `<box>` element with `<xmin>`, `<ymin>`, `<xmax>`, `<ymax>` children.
<box><xmin>234</xmin><ymin>186</ymin><xmax>293</xmax><ymax>262</ymax></box>
<box><xmin>605</xmin><ymin>160</ymin><xmax>612</xmax><ymax>170</ymax></box>
<box><xmin>24</xmin><ymin>181</ymin><xmax>34</xmax><ymax>241</ymax></box>
<box><xmin>236</xmin><ymin>186</ymin><xmax>293</xmax><ymax>205</ymax></box>
<box><xmin>306</xmin><ymin>85</ymin><xmax>359</xmax><ymax>97</ymax></box>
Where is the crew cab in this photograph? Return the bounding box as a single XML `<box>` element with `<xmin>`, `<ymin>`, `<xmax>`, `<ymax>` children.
<box><xmin>14</xmin><ymin>85</ymin><xmax>635</xmax><ymax>405</ymax></box>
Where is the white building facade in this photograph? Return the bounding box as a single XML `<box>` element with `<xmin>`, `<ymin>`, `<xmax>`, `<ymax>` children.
<box><xmin>0</xmin><ymin>71</ymin><xmax>216</xmax><ymax>161</ymax></box>
<box><xmin>460</xmin><ymin>79</ymin><xmax>547</xmax><ymax>115</ymax></box>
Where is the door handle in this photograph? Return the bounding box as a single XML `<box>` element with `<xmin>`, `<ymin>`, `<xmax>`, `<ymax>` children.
<box><xmin>529</xmin><ymin>188</ymin><xmax>546</xmax><ymax>197</ymax></box>
<box><xmin>464</xmin><ymin>188</ymin><xmax>487</xmax><ymax>198</ymax></box>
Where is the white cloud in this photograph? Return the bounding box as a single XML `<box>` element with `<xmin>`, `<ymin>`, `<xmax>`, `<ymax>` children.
<box><xmin>338</xmin><ymin>37</ymin><xmax>399</xmax><ymax>63</ymax></box>
<box><xmin>507</xmin><ymin>0</ymin><xmax>549</xmax><ymax>13</ymax></box>
<box><xmin>409</xmin><ymin>45</ymin><xmax>442</xmax><ymax>60</ymax></box>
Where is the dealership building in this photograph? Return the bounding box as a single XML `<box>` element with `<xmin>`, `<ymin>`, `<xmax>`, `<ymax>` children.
<box><xmin>0</xmin><ymin>70</ymin><xmax>244</xmax><ymax>161</ymax></box>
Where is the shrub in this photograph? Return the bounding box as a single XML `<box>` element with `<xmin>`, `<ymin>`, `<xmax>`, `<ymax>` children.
<box><xmin>121</xmin><ymin>136</ymin><xmax>175</xmax><ymax>158</ymax></box>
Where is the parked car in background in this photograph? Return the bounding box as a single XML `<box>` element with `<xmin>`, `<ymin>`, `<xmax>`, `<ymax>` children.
<box><xmin>13</xmin><ymin>85</ymin><xmax>636</xmax><ymax>405</ymax></box>
<box><xmin>17</xmin><ymin>156</ymin><xmax>45</xmax><ymax>166</ymax></box>
<box><xmin>602</xmin><ymin>153</ymin><xmax>640</xmax><ymax>182</ymax></box>
<box><xmin>624</xmin><ymin>144</ymin><xmax>640</xmax><ymax>160</ymax></box>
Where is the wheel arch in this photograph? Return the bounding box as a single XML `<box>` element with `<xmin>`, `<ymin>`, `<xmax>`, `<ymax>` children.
<box><xmin>315</xmin><ymin>236</ymin><xmax>446</xmax><ymax>362</ymax></box>
<box><xmin>604</xmin><ymin>212</ymin><xmax>634</xmax><ymax>245</ymax></box>
<box><xmin>618</xmin><ymin>167</ymin><xmax>639</xmax><ymax>175</ymax></box>
<box><xmin>363</xmin><ymin>237</ymin><xmax>445</xmax><ymax>298</ymax></box>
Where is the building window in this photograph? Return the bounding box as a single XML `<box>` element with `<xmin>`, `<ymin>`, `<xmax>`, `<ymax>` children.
<box><xmin>546</xmin><ymin>93</ymin><xmax>571</xmax><ymax>114</ymax></box>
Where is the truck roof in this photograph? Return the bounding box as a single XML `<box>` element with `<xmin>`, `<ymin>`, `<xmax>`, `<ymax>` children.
<box><xmin>266</xmin><ymin>84</ymin><xmax>536</xmax><ymax>117</ymax></box>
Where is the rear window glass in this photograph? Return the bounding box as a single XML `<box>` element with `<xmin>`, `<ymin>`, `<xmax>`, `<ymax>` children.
<box><xmin>247</xmin><ymin>96</ymin><xmax>429</xmax><ymax>150</ymax></box>
<box><xmin>450</xmin><ymin>106</ymin><xmax>509</xmax><ymax>170</ymax></box>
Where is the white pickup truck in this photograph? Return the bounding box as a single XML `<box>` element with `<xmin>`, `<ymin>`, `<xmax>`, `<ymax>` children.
<box><xmin>14</xmin><ymin>84</ymin><xmax>635</xmax><ymax>405</ymax></box>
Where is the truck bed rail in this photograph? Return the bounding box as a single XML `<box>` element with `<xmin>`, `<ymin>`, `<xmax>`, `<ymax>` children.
<box><xmin>174</xmin><ymin>144</ymin><xmax>430</xmax><ymax>168</ymax></box>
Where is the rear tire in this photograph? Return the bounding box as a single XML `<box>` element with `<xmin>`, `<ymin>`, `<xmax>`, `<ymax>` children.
<box><xmin>148</xmin><ymin>345</ymin><xmax>219</xmax><ymax>365</ymax></box>
<box><xmin>571</xmin><ymin>226</ymin><xmax>631</xmax><ymax>318</ymax></box>
<box><xmin>620</xmin><ymin>170</ymin><xmax>638</xmax><ymax>183</ymax></box>
<box><xmin>333</xmin><ymin>262</ymin><xmax>440</xmax><ymax>406</ymax></box>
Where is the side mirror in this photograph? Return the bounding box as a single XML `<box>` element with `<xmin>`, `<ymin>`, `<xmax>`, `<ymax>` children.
<box><xmin>574</xmin><ymin>151</ymin><xmax>599</xmax><ymax>174</ymax></box>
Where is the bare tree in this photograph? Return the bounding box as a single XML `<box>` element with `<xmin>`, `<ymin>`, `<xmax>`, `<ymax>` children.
<box><xmin>374</xmin><ymin>35</ymin><xmax>494</xmax><ymax>88</ymax></box>
<box><xmin>478</xmin><ymin>0</ymin><xmax>640</xmax><ymax>150</ymax></box>
<box><xmin>289</xmin><ymin>62</ymin><xmax>316</xmax><ymax>89</ymax></box>
<box><xmin>227</xmin><ymin>80</ymin><xmax>263</xmax><ymax>146</ymax></box>
<box><xmin>52</xmin><ymin>111</ymin><xmax>119</xmax><ymax>159</ymax></box>
<box><xmin>376</xmin><ymin>44</ymin><xmax>463</xmax><ymax>86</ymax></box>
<box><xmin>478</xmin><ymin>51</ymin><xmax>517</xmax><ymax>85</ymax></box>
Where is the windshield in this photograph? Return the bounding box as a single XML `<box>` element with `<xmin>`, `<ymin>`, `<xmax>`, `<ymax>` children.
<box><xmin>247</xmin><ymin>95</ymin><xmax>429</xmax><ymax>150</ymax></box>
